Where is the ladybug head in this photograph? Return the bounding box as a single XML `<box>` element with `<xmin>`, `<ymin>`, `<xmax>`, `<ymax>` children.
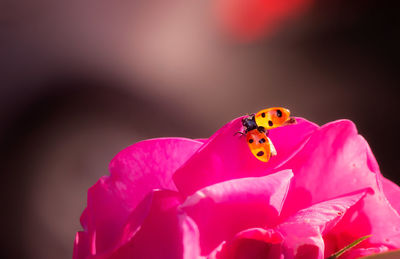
<box><xmin>242</xmin><ymin>114</ymin><xmax>257</xmax><ymax>133</ymax></box>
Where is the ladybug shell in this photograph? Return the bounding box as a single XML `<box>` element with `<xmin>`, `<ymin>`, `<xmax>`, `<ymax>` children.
<box><xmin>246</xmin><ymin>129</ymin><xmax>274</xmax><ymax>162</ymax></box>
<box><xmin>255</xmin><ymin>107</ymin><xmax>291</xmax><ymax>130</ymax></box>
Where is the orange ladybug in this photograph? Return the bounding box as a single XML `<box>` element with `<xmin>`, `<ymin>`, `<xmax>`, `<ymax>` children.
<box><xmin>246</xmin><ymin>129</ymin><xmax>277</xmax><ymax>162</ymax></box>
<box><xmin>239</xmin><ymin>107</ymin><xmax>295</xmax><ymax>162</ymax></box>
<box><xmin>255</xmin><ymin>107</ymin><xmax>295</xmax><ymax>130</ymax></box>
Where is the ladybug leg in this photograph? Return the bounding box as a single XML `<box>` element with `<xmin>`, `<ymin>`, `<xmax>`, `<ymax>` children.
<box><xmin>234</xmin><ymin>131</ymin><xmax>245</xmax><ymax>136</ymax></box>
<box><xmin>257</xmin><ymin>126</ymin><xmax>270</xmax><ymax>136</ymax></box>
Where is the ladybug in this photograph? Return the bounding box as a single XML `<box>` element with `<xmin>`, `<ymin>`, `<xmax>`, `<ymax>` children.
<box><xmin>254</xmin><ymin>107</ymin><xmax>295</xmax><ymax>130</ymax></box>
<box><xmin>246</xmin><ymin>128</ymin><xmax>277</xmax><ymax>162</ymax></box>
<box><xmin>238</xmin><ymin>107</ymin><xmax>295</xmax><ymax>162</ymax></box>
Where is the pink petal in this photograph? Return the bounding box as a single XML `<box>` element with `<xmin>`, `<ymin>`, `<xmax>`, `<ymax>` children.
<box><xmin>340</xmin><ymin>245</ymin><xmax>388</xmax><ymax>259</ymax></box>
<box><xmin>294</xmin><ymin>244</ymin><xmax>321</xmax><ymax>259</ymax></box>
<box><xmin>325</xmin><ymin>192</ymin><xmax>400</xmax><ymax>252</ymax></box>
<box><xmin>106</xmin><ymin>190</ymin><xmax>201</xmax><ymax>259</ymax></box>
<box><xmin>215</xmin><ymin>228</ymin><xmax>284</xmax><ymax>259</ymax></box>
<box><xmin>78</xmin><ymin>138</ymin><xmax>202</xmax><ymax>256</ymax></box>
<box><xmin>281</xmin><ymin>189</ymin><xmax>369</xmax><ymax>235</ymax></box>
<box><xmin>109</xmin><ymin>137</ymin><xmax>203</xmax><ymax>195</ymax></box>
<box><xmin>173</xmin><ymin>117</ymin><xmax>317</xmax><ymax>196</ymax></box>
<box><xmin>277</xmin><ymin>190</ymin><xmax>369</xmax><ymax>259</ymax></box>
<box><xmin>73</xmin><ymin>231</ymin><xmax>92</xmax><ymax>259</ymax></box>
<box><xmin>279</xmin><ymin>120</ymin><xmax>400</xmax><ymax>247</ymax></box>
<box><xmin>381</xmin><ymin>177</ymin><xmax>400</xmax><ymax>215</ymax></box>
<box><xmin>181</xmin><ymin>170</ymin><xmax>293</xmax><ymax>255</ymax></box>
<box><xmin>181</xmin><ymin>216</ymin><xmax>203</xmax><ymax>259</ymax></box>
<box><xmin>195</xmin><ymin>138</ymin><xmax>209</xmax><ymax>144</ymax></box>
<box><xmin>265</xmin><ymin>118</ymin><xmax>319</xmax><ymax>169</ymax></box>
<box><xmin>115</xmin><ymin>191</ymin><xmax>156</xmax><ymax>249</ymax></box>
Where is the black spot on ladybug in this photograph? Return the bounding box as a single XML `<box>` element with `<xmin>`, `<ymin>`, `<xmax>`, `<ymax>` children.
<box><xmin>249</xmin><ymin>139</ymin><xmax>254</xmax><ymax>143</ymax></box>
<box><xmin>259</xmin><ymin>138</ymin><xmax>266</xmax><ymax>144</ymax></box>
<box><xmin>261</xmin><ymin>112</ymin><xmax>265</xmax><ymax>118</ymax></box>
<box><xmin>276</xmin><ymin>109</ymin><xmax>282</xmax><ymax>117</ymax></box>
<box><xmin>257</xmin><ymin>151</ymin><xmax>264</xmax><ymax>156</ymax></box>
<box><xmin>268</xmin><ymin>120</ymin><xmax>273</xmax><ymax>127</ymax></box>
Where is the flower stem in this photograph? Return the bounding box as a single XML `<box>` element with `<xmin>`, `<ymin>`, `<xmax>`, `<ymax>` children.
<box><xmin>328</xmin><ymin>235</ymin><xmax>372</xmax><ymax>259</ymax></box>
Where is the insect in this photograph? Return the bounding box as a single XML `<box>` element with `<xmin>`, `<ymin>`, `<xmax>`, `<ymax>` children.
<box><xmin>254</xmin><ymin>107</ymin><xmax>295</xmax><ymax>130</ymax></box>
<box><xmin>238</xmin><ymin>107</ymin><xmax>295</xmax><ymax>162</ymax></box>
<box><xmin>245</xmin><ymin>128</ymin><xmax>277</xmax><ymax>162</ymax></box>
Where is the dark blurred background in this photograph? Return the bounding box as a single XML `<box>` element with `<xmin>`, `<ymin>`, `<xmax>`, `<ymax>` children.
<box><xmin>1</xmin><ymin>0</ymin><xmax>399</xmax><ymax>258</ymax></box>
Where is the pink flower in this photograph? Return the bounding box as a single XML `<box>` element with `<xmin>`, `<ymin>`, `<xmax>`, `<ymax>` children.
<box><xmin>73</xmin><ymin>117</ymin><xmax>400</xmax><ymax>259</ymax></box>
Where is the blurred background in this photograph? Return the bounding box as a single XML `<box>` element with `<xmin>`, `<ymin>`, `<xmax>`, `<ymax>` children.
<box><xmin>1</xmin><ymin>0</ymin><xmax>399</xmax><ymax>258</ymax></box>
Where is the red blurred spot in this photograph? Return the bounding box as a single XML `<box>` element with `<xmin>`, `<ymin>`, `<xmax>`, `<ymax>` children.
<box><xmin>216</xmin><ymin>0</ymin><xmax>314</xmax><ymax>41</ymax></box>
